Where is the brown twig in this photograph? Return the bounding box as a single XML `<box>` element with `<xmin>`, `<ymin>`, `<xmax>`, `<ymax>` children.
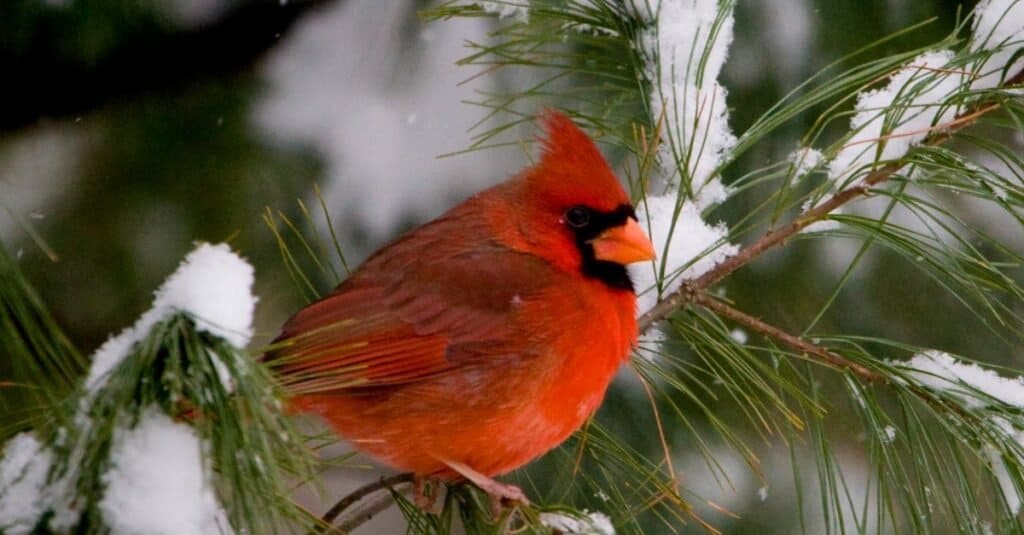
<box><xmin>638</xmin><ymin>69</ymin><xmax>1024</xmax><ymax>335</ymax></box>
<box><xmin>334</xmin><ymin>486</ymin><xmax>415</xmax><ymax>534</ymax></box>
<box><xmin>312</xmin><ymin>472</ymin><xmax>415</xmax><ymax>534</ymax></box>
<box><xmin>692</xmin><ymin>292</ymin><xmax>882</xmax><ymax>382</ymax></box>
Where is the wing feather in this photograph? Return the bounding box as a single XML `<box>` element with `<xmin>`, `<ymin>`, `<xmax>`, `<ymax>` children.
<box><xmin>267</xmin><ymin>237</ymin><xmax>553</xmax><ymax>395</ymax></box>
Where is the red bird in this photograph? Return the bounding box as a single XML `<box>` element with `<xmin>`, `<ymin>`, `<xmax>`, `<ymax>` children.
<box><xmin>269</xmin><ymin>111</ymin><xmax>655</xmax><ymax>507</ymax></box>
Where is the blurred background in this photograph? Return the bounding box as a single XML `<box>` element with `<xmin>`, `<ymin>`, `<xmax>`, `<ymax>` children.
<box><xmin>3</xmin><ymin>0</ymin><xmax>1015</xmax><ymax>533</ymax></box>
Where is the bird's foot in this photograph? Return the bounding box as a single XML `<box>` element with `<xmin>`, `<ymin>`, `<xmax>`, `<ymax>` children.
<box><xmin>480</xmin><ymin>480</ymin><xmax>529</xmax><ymax>518</ymax></box>
<box><xmin>413</xmin><ymin>476</ymin><xmax>445</xmax><ymax>514</ymax></box>
<box><xmin>442</xmin><ymin>459</ymin><xmax>529</xmax><ymax>517</ymax></box>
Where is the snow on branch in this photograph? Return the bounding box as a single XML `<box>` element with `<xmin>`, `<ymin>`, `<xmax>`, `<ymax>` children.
<box><xmin>899</xmin><ymin>350</ymin><xmax>1024</xmax><ymax>512</ymax></box>
<box><xmin>86</xmin><ymin>242</ymin><xmax>255</xmax><ymax>390</ymax></box>
<box><xmin>970</xmin><ymin>0</ymin><xmax>1024</xmax><ymax>90</ymax></box>
<box><xmin>540</xmin><ymin>509</ymin><xmax>616</xmax><ymax>535</ymax></box>
<box><xmin>0</xmin><ymin>435</ymin><xmax>53</xmax><ymax>533</ymax></box>
<box><xmin>902</xmin><ymin>350</ymin><xmax>1024</xmax><ymax>408</ymax></box>
<box><xmin>477</xmin><ymin>1</ymin><xmax>530</xmax><ymax>22</ymax></box>
<box><xmin>820</xmin><ymin>0</ymin><xmax>1024</xmax><ymax>192</ymax></box>
<box><xmin>101</xmin><ymin>409</ymin><xmax>230</xmax><ymax>534</ymax></box>
<box><xmin>826</xmin><ymin>50</ymin><xmax>965</xmax><ymax>184</ymax></box>
<box><xmin>0</xmin><ymin>242</ymin><xmax>257</xmax><ymax>534</ymax></box>
<box><xmin>631</xmin><ymin>195</ymin><xmax>736</xmax><ymax>314</ymax></box>
<box><xmin>630</xmin><ymin>0</ymin><xmax>739</xmax><ymax>316</ymax></box>
<box><xmin>640</xmin><ymin>0</ymin><xmax>736</xmax><ymax>209</ymax></box>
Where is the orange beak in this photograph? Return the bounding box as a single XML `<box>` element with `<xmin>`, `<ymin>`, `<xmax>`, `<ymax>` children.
<box><xmin>589</xmin><ymin>218</ymin><xmax>656</xmax><ymax>264</ymax></box>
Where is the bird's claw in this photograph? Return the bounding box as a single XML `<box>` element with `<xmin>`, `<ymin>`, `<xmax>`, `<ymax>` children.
<box><xmin>413</xmin><ymin>476</ymin><xmax>445</xmax><ymax>514</ymax></box>
<box><xmin>439</xmin><ymin>458</ymin><xmax>529</xmax><ymax>518</ymax></box>
<box><xmin>479</xmin><ymin>479</ymin><xmax>529</xmax><ymax>518</ymax></box>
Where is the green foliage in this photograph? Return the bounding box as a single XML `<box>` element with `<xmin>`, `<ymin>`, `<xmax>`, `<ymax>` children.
<box><xmin>0</xmin><ymin>242</ymin><xmax>82</xmax><ymax>438</ymax></box>
<box><xmin>3</xmin><ymin>0</ymin><xmax>1024</xmax><ymax>533</ymax></box>
<box><xmin>25</xmin><ymin>311</ymin><xmax>317</xmax><ymax>534</ymax></box>
<box><xmin>425</xmin><ymin>0</ymin><xmax>652</xmax><ymax>158</ymax></box>
<box><xmin>0</xmin><ymin>233</ymin><xmax>319</xmax><ymax>533</ymax></box>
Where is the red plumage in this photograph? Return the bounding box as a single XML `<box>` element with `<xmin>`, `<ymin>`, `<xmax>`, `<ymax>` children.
<box><xmin>268</xmin><ymin>111</ymin><xmax>654</xmax><ymax>500</ymax></box>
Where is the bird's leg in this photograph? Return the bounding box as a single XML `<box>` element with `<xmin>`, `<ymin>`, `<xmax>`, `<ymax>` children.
<box><xmin>441</xmin><ymin>459</ymin><xmax>529</xmax><ymax>517</ymax></box>
<box><xmin>413</xmin><ymin>475</ymin><xmax>444</xmax><ymax>514</ymax></box>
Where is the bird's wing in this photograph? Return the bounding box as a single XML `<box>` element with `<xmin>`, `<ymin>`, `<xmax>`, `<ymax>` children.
<box><xmin>266</xmin><ymin>244</ymin><xmax>552</xmax><ymax>395</ymax></box>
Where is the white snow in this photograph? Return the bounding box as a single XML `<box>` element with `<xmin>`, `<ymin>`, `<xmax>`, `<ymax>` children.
<box><xmin>625</xmin><ymin>1</ymin><xmax>739</xmax><ymax>319</ymax></box>
<box><xmin>882</xmin><ymin>425</ymin><xmax>897</xmax><ymax>444</ymax></box>
<box><xmin>0</xmin><ymin>428</ymin><xmax>85</xmax><ymax>533</ymax></box>
<box><xmin>788</xmin><ymin>147</ymin><xmax>825</xmax><ymax>180</ymax></box>
<box><xmin>627</xmin><ymin>0</ymin><xmax>658</xmax><ymax>22</ymax></box>
<box><xmin>729</xmin><ymin>328</ymin><xmax>748</xmax><ymax>344</ymax></box>
<box><xmin>256</xmin><ymin>2</ymin><xmax>522</xmax><ymax>240</ymax></box>
<box><xmin>641</xmin><ymin>0</ymin><xmax>737</xmax><ymax>211</ymax></box>
<box><xmin>802</xmin><ymin>220</ymin><xmax>841</xmax><ymax>233</ymax></box>
<box><xmin>1</xmin><ymin>243</ymin><xmax>249</xmax><ymax>532</ymax></box>
<box><xmin>984</xmin><ymin>427</ymin><xmax>1024</xmax><ymax>514</ymax></box>
<box><xmin>44</xmin><ymin>423</ymin><xmax>88</xmax><ymax>533</ymax></box>
<box><xmin>86</xmin><ymin>243</ymin><xmax>255</xmax><ymax>390</ymax></box>
<box><xmin>825</xmin><ymin>0</ymin><xmax>1024</xmax><ymax>187</ymax></box>
<box><xmin>100</xmin><ymin>409</ymin><xmax>230</xmax><ymax>535</ymax></box>
<box><xmin>0</xmin><ymin>434</ymin><xmax>54</xmax><ymax>534</ymax></box>
<box><xmin>901</xmin><ymin>350</ymin><xmax>1024</xmax><ymax>512</ymax></box>
<box><xmin>630</xmin><ymin>194</ymin><xmax>737</xmax><ymax>314</ymax></box>
<box><xmin>757</xmin><ymin>485</ymin><xmax>768</xmax><ymax>502</ymax></box>
<box><xmin>902</xmin><ymin>350</ymin><xmax>1024</xmax><ymax>408</ymax></box>
<box><xmin>85</xmin><ymin>329</ymin><xmax>139</xmax><ymax>391</ymax></box>
<box><xmin>539</xmin><ymin>510</ymin><xmax>615</xmax><ymax>535</ymax></box>
<box><xmin>969</xmin><ymin>0</ymin><xmax>1024</xmax><ymax>90</ymax></box>
<box><xmin>800</xmin><ymin>210</ymin><xmax>842</xmax><ymax>234</ymax></box>
<box><xmin>148</xmin><ymin>243</ymin><xmax>255</xmax><ymax>349</ymax></box>
<box><xmin>828</xmin><ymin>50</ymin><xmax>964</xmax><ymax>183</ymax></box>
<box><xmin>478</xmin><ymin>1</ymin><xmax>529</xmax><ymax>21</ymax></box>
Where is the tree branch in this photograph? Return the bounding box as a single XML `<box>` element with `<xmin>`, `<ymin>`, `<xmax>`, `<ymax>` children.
<box><xmin>638</xmin><ymin>69</ymin><xmax>1024</xmax><ymax>334</ymax></box>
<box><xmin>334</xmin><ymin>490</ymin><xmax>413</xmax><ymax>534</ymax></box>
<box><xmin>692</xmin><ymin>292</ymin><xmax>882</xmax><ymax>381</ymax></box>
<box><xmin>312</xmin><ymin>472</ymin><xmax>414</xmax><ymax>534</ymax></box>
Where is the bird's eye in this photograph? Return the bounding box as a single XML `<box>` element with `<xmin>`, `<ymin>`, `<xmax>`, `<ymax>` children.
<box><xmin>564</xmin><ymin>205</ymin><xmax>591</xmax><ymax>228</ymax></box>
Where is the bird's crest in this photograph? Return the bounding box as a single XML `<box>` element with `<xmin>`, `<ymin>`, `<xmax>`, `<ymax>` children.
<box><xmin>528</xmin><ymin>110</ymin><xmax>631</xmax><ymax>212</ymax></box>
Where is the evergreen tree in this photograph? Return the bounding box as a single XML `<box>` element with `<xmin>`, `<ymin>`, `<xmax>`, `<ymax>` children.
<box><xmin>3</xmin><ymin>1</ymin><xmax>1024</xmax><ymax>533</ymax></box>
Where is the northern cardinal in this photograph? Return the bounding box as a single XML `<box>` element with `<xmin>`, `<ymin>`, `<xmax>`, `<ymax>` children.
<box><xmin>268</xmin><ymin>111</ymin><xmax>655</xmax><ymax>508</ymax></box>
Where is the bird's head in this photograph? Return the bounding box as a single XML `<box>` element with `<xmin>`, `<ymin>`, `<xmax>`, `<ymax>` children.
<box><xmin>509</xmin><ymin>110</ymin><xmax>656</xmax><ymax>291</ymax></box>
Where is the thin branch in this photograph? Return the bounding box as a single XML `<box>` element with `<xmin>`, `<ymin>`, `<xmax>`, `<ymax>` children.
<box><xmin>335</xmin><ymin>485</ymin><xmax>415</xmax><ymax>534</ymax></box>
<box><xmin>692</xmin><ymin>292</ymin><xmax>882</xmax><ymax>382</ymax></box>
<box><xmin>638</xmin><ymin>69</ymin><xmax>1024</xmax><ymax>334</ymax></box>
<box><xmin>312</xmin><ymin>472</ymin><xmax>415</xmax><ymax>534</ymax></box>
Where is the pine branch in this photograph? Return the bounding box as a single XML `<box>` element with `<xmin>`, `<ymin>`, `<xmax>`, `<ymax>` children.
<box><xmin>313</xmin><ymin>472</ymin><xmax>414</xmax><ymax>534</ymax></box>
<box><xmin>335</xmin><ymin>490</ymin><xmax>413</xmax><ymax>534</ymax></box>
<box><xmin>638</xmin><ymin>67</ymin><xmax>1024</xmax><ymax>335</ymax></box>
<box><xmin>691</xmin><ymin>291</ymin><xmax>881</xmax><ymax>381</ymax></box>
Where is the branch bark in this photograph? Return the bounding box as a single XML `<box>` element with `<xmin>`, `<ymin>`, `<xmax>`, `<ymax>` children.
<box><xmin>334</xmin><ymin>489</ymin><xmax>414</xmax><ymax>534</ymax></box>
<box><xmin>312</xmin><ymin>472</ymin><xmax>414</xmax><ymax>534</ymax></box>
<box><xmin>693</xmin><ymin>292</ymin><xmax>882</xmax><ymax>381</ymax></box>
